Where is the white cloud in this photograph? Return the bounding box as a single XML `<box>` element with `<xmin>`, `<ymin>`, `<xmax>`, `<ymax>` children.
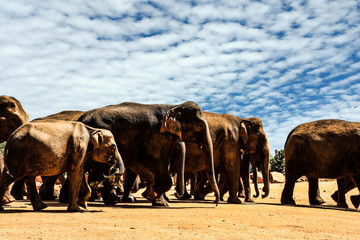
<box><xmin>1</xmin><ymin>0</ymin><xmax>359</xmax><ymax>154</ymax></box>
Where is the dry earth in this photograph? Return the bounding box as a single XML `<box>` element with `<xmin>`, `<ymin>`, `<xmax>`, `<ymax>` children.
<box><xmin>0</xmin><ymin>180</ymin><xmax>359</xmax><ymax>240</ymax></box>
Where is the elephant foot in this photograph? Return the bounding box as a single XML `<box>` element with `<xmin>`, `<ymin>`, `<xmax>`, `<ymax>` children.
<box><xmin>227</xmin><ymin>197</ymin><xmax>242</xmax><ymax>204</ymax></box>
<box><xmin>103</xmin><ymin>195</ymin><xmax>121</xmax><ymax>205</ymax></box>
<box><xmin>178</xmin><ymin>192</ymin><xmax>191</xmax><ymax>200</ymax></box>
<box><xmin>1</xmin><ymin>193</ymin><xmax>16</xmax><ymax>205</ymax></box>
<box><xmin>78</xmin><ymin>200</ymin><xmax>88</xmax><ymax>209</ymax></box>
<box><xmin>32</xmin><ymin>201</ymin><xmax>48</xmax><ymax>211</ymax></box>
<box><xmin>281</xmin><ymin>196</ymin><xmax>296</xmax><ymax>205</ymax></box>
<box><xmin>245</xmin><ymin>197</ymin><xmax>255</xmax><ymax>203</ymax></box>
<box><xmin>163</xmin><ymin>194</ymin><xmax>170</xmax><ymax>202</ymax></box>
<box><xmin>237</xmin><ymin>192</ymin><xmax>246</xmax><ymax>198</ymax></box>
<box><xmin>67</xmin><ymin>205</ymin><xmax>84</xmax><ymax>212</ymax></box>
<box><xmin>309</xmin><ymin>196</ymin><xmax>325</xmax><ymax>205</ymax></box>
<box><xmin>350</xmin><ymin>195</ymin><xmax>360</xmax><ymax>209</ymax></box>
<box><xmin>336</xmin><ymin>201</ymin><xmax>349</xmax><ymax>209</ymax></box>
<box><xmin>122</xmin><ymin>194</ymin><xmax>136</xmax><ymax>203</ymax></box>
<box><xmin>142</xmin><ymin>191</ymin><xmax>155</xmax><ymax>201</ymax></box>
<box><xmin>152</xmin><ymin>198</ymin><xmax>169</xmax><ymax>207</ymax></box>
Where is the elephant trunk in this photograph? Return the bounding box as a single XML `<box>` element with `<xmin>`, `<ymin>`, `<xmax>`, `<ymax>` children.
<box><xmin>114</xmin><ymin>148</ymin><xmax>125</xmax><ymax>175</ymax></box>
<box><xmin>175</xmin><ymin>141</ymin><xmax>186</xmax><ymax>199</ymax></box>
<box><xmin>203</xmin><ymin>121</ymin><xmax>220</xmax><ymax>204</ymax></box>
<box><xmin>261</xmin><ymin>146</ymin><xmax>270</xmax><ymax>198</ymax></box>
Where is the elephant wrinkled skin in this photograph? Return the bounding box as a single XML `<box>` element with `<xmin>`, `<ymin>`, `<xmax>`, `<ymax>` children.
<box><xmin>78</xmin><ymin>101</ymin><xmax>220</xmax><ymax>206</ymax></box>
<box><xmin>0</xmin><ymin>95</ymin><xmax>29</xmax><ymax>204</ymax></box>
<box><xmin>281</xmin><ymin>119</ymin><xmax>360</xmax><ymax>208</ymax></box>
<box><xmin>183</xmin><ymin>113</ymin><xmax>270</xmax><ymax>203</ymax></box>
<box><xmin>0</xmin><ymin>120</ymin><xmax>124</xmax><ymax>212</ymax></box>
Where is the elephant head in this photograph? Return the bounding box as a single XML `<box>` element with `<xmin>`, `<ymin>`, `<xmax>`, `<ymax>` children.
<box><xmin>160</xmin><ymin>101</ymin><xmax>220</xmax><ymax>203</ymax></box>
<box><xmin>88</xmin><ymin>129</ymin><xmax>125</xmax><ymax>175</ymax></box>
<box><xmin>239</xmin><ymin>117</ymin><xmax>270</xmax><ymax>198</ymax></box>
<box><xmin>0</xmin><ymin>96</ymin><xmax>29</xmax><ymax>142</ymax></box>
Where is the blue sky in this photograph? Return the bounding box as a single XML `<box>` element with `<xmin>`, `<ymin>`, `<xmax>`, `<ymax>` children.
<box><xmin>1</xmin><ymin>0</ymin><xmax>359</xmax><ymax>154</ymax></box>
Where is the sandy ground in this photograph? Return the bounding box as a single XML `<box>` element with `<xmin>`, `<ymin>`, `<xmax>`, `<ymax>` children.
<box><xmin>0</xmin><ymin>180</ymin><xmax>359</xmax><ymax>240</ymax></box>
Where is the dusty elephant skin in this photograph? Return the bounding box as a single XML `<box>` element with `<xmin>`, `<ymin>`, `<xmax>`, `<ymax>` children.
<box><xmin>0</xmin><ymin>95</ymin><xmax>29</xmax><ymax>142</ymax></box>
<box><xmin>0</xmin><ymin>95</ymin><xmax>29</xmax><ymax>204</ymax></box>
<box><xmin>78</xmin><ymin>101</ymin><xmax>220</xmax><ymax>207</ymax></box>
<box><xmin>0</xmin><ymin>120</ymin><xmax>124</xmax><ymax>212</ymax></box>
<box><xmin>183</xmin><ymin>113</ymin><xmax>270</xmax><ymax>204</ymax></box>
<box><xmin>281</xmin><ymin>119</ymin><xmax>360</xmax><ymax>208</ymax></box>
<box><xmin>33</xmin><ymin>111</ymin><xmax>85</xmax><ymax>201</ymax></box>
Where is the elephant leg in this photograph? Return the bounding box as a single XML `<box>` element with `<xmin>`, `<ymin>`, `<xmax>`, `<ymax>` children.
<box><xmin>226</xmin><ymin>165</ymin><xmax>242</xmax><ymax>204</ymax></box>
<box><xmin>190</xmin><ymin>172</ymin><xmax>196</xmax><ymax>196</ymax></box>
<box><xmin>240</xmin><ymin>161</ymin><xmax>253</xmax><ymax>202</ymax></box>
<box><xmin>101</xmin><ymin>178</ymin><xmax>121</xmax><ymax>205</ymax></box>
<box><xmin>0</xmin><ymin>172</ymin><xmax>16</xmax><ymax>210</ymax></box>
<box><xmin>10</xmin><ymin>179</ymin><xmax>25</xmax><ymax>200</ymax></box>
<box><xmin>152</xmin><ymin>172</ymin><xmax>172</xmax><ymax>207</ymax></box>
<box><xmin>219</xmin><ymin>173</ymin><xmax>229</xmax><ymax>201</ymax></box>
<box><xmin>350</xmin><ymin>175</ymin><xmax>360</xmax><ymax>209</ymax></box>
<box><xmin>66</xmin><ymin>170</ymin><xmax>83</xmax><ymax>212</ymax></box>
<box><xmin>194</xmin><ymin>171</ymin><xmax>208</xmax><ymax>200</ymax></box>
<box><xmin>336</xmin><ymin>178</ymin><xmax>348</xmax><ymax>208</ymax></box>
<box><xmin>78</xmin><ymin>176</ymin><xmax>91</xmax><ymax>209</ymax></box>
<box><xmin>39</xmin><ymin>175</ymin><xmax>60</xmax><ymax>200</ymax></box>
<box><xmin>331</xmin><ymin>177</ymin><xmax>355</xmax><ymax>203</ymax></box>
<box><xmin>281</xmin><ymin>174</ymin><xmax>300</xmax><ymax>205</ymax></box>
<box><xmin>308</xmin><ymin>177</ymin><xmax>325</xmax><ymax>205</ymax></box>
<box><xmin>122</xmin><ymin>168</ymin><xmax>137</xmax><ymax>203</ymax></box>
<box><xmin>23</xmin><ymin>176</ymin><xmax>48</xmax><ymax>211</ymax></box>
<box><xmin>237</xmin><ymin>177</ymin><xmax>245</xmax><ymax>198</ymax></box>
<box><xmin>59</xmin><ymin>178</ymin><xmax>70</xmax><ymax>203</ymax></box>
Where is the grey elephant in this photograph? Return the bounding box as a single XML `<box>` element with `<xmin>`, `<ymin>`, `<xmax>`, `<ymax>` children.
<box><xmin>281</xmin><ymin>119</ymin><xmax>360</xmax><ymax>208</ymax></box>
<box><xmin>10</xmin><ymin>110</ymin><xmax>86</xmax><ymax>201</ymax></box>
<box><xmin>78</xmin><ymin>101</ymin><xmax>220</xmax><ymax>206</ymax></box>
<box><xmin>180</xmin><ymin>113</ymin><xmax>270</xmax><ymax>204</ymax></box>
<box><xmin>0</xmin><ymin>95</ymin><xmax>29</xmax><ymax>204</ymax></box>
<box><xmin>0</xmin><ymin>120</ymin><xmax>124</xmax><ymax>212</ymax></box>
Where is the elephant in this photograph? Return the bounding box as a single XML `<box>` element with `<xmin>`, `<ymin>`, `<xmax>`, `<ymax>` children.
<box><xmin>0</xmin><ymin>95</ymin><xmax>29</xmax><ymax>204</ymax></box>
<box><xmin>180</xmin><ymin>113</ymin><xmax>270</xmax><ymax>204</ymax></box>
<box><xmin>0</xmin><ymin>120</ymin><xmax>125</xmax><ymax>212</ymax></box>
<box><xmin>218</xmin><ymin>152</ymin><xmax>260</xmax><ymax>201</ymax></box>
<box><xmin>9</xmin><ymin>110</ymin><xmax>86</xmax><ymax>201</ymax></box>
<box><xmin>281</xmin><ymin>119</ymin><xmax>360</xmax><ymax>208</ymax></box>
<box><xmin>0</xmin><ymin>95</ymin><xmax>29</xmax><ymax>142</ymax></box>
<box><xmin>77</xmin><ymin>101</ymin><xmax>220</xmax><ymax>206</ymax></box>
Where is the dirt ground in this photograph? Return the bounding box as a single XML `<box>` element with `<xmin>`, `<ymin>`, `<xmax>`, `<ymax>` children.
<box><xmin>0</xmin><ymin>180</ymin><xmax>359</xmax><ymax>240</ymax></box>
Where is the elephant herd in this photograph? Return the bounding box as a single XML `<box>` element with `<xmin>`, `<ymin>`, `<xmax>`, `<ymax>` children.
<box><xmin>0</xmin><ymin>95</ymin><xmax>359</xmax><ymax>212</ymax></box>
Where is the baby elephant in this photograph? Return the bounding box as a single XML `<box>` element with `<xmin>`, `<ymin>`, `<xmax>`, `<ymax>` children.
<box><xmin>0</xmin><ymin>120</ymin><xmax>124</xmax><ymax>212</ymax></box>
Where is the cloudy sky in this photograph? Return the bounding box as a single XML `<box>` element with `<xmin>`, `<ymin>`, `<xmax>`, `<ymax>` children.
<box><xmin>1</xmin><ymin>0</ymin><xmax>359</xmax><ymax>154</ymax></box>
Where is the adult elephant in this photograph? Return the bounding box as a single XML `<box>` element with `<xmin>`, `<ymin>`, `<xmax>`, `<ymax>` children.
<box><xmin>0</xmin><ymin>95</ymin><xmax>29</xmax><ymax>204</ymax></box>
<box><xmin>0</xmin><ymin>96</ymin><xmax>29</xmax><ymax>142</ymax></box>
<box><xmin>0</xmin><ymin>120</ymin><xmax>124</xmax><ymax>212</ymax></box>
<box><xmin>78</xmin><ymin>101</ymin><xmax>220</xmax><ymax>206</ymax></box>
<box><xmin>34</xmin><ymin>111</ymin><xmax>85</xmax><ymax>200</ymax></box>
<box><xmin>281</xmin><ymin>119</ymin><xmax>360</xmax><ymax>208</ymax></box>
<box><xmin>182</xmin><ymin>113</ymin><xmax>270</xmax><ymax>204</ymax></box>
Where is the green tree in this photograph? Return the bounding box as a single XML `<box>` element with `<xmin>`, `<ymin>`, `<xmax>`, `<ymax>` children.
<box><xmin>270</xmin><ymin>149</ymin><xmax>285</xmax><ymax>173</ymax></box>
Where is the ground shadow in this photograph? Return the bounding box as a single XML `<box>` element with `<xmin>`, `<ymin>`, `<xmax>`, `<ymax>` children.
<box><xmin>258</xmin><ymin>202</ymin><xmax>359</xmax><ymax>212</ymax></box>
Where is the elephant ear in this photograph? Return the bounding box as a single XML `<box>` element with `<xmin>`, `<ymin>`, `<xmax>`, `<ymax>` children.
<box><xmin>160</xmin><ymin>108</ymin><xmax>182</xmax><ymax>139</ymax></box>
<box><xmin>240</xmin><ymin>121</ymin><xmax>250</xmax><ymax>144</ymax></box>
<box><xmin>91</xmin><ymin>130</ymin><xmax>103</xmax><ymax>150</ymax></box>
